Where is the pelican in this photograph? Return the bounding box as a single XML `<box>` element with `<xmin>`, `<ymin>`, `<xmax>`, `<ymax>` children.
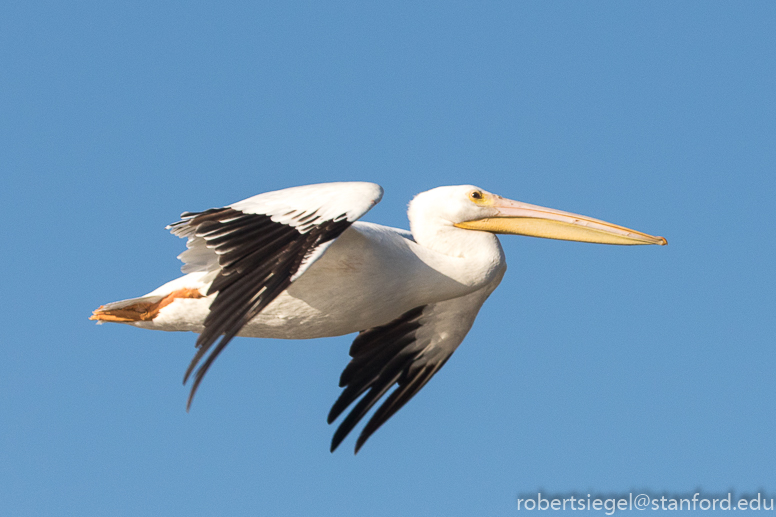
<box><xmin>91</xmin><ymin>182</ymin><xmax>666</xmax><ymax>452</ymax></box>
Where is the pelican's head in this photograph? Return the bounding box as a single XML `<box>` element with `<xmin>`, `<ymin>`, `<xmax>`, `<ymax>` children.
<box><xmin>409</xmin><ymin>185</ymin><xmax>667</xmax><ymax>247</ymax></box>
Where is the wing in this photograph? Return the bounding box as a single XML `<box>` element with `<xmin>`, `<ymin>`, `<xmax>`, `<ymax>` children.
<box><xmin>327</xmin><ymin>284</ymin><xmax>498</xmax><ymax>453</ymax></box>
<box><xmin>167</xmin><ymin>182</ymin><xmax>384</xmax><ymax>408</ymax></box>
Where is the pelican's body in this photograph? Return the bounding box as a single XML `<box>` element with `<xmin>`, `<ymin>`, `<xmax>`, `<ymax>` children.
<box><xmin>92</xmin><ymin>182</ymin><xmax>665</xmax><ymax>452</ymax></box>
<box><xmin>134</xmin><ymin>220</ymin><xmax>505</xmax><ymax>339</ymax></box>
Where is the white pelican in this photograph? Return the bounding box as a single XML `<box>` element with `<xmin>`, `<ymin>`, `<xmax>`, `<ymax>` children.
<box><xmin>91</xmin><ymin>182</ymin><xmax>666</xmax><ymax>452</ymax></box>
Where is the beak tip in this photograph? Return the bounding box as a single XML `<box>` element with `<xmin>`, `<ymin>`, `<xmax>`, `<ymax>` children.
<box><xmin>657</xmin><ymin>236</ymin><xmax>668</xmax><ymax>246</ymax></box>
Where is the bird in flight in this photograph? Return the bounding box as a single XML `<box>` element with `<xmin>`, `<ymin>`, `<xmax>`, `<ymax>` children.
<box><xmin>91</xmin><ymin>182</ymin><xmax>666</xmax><ymax>452</ymax></box>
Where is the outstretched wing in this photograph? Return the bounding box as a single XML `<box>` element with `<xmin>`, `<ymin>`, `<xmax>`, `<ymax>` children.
<box><xmin>167</xmin><ymin>182</ymin><xmax>384</xmax><ymax>408</ymax></box>
<box><xmin>328</xmin><ymin>283</ymin><xmax>499</xmax><ymax>453</ymax></box>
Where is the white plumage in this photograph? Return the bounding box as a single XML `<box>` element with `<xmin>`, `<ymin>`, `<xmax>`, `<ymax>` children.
<box><xmin>92</xmin><ymin>182</ymin><xmax>665</xmax><ymax>452</ymax></box>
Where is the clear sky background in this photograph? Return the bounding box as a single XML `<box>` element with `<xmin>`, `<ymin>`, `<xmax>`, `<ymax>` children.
<box><xmin>2</xmin><ymin>2</ymin><xmax>774</xmax><ymax>516</ymax></box>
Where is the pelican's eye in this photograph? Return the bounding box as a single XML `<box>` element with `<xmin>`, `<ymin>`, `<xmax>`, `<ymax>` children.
<box><xmin>469</xmin><ymin>190</ymin><xmax>484</xmax><ymax>202</ymax></box>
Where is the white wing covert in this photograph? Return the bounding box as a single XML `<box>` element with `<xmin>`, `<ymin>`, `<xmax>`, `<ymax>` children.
<box><xmin>167</xmin><ymin>182</ymin><xmax>383</xmax><ymax>407</ymax></box>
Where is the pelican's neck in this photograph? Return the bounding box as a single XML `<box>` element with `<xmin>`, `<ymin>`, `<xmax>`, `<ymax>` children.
<box><xmin>408</xmin><ymin>200</ymin><xmax>506</xmax><ymax>288</ymax></box>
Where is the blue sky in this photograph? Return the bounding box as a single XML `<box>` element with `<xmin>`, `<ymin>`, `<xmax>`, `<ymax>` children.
<box><xmin>2</xmin><ymin>2</ymin><xmax>774</xmax><ymax>516</ymax></box>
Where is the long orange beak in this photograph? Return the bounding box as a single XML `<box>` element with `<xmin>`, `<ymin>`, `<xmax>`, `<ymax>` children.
<box><xmin>455</xmin><ymin>196</ymin><xmax>666</xmax><ymax>246</ymax></box>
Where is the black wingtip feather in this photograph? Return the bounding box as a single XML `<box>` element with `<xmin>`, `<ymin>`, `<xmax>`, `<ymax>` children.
<box><xmin>353</xmin><ymin>361</ymin><xmax>447</xmax><ymax>453</ymax></box>
<box><xmin>329</xmin><ymin>370</ymin><xmax>402</xmax><ymax>453</ymax></box>
<box><xmin>178</xmin><ymin>208</ymin><xmax>354</xmax><ymax>410</ymax></box>
<box><xmin>328</xmin><ymin>305</ymin><xmax>456</xmax><ymax>452</ymax></box>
